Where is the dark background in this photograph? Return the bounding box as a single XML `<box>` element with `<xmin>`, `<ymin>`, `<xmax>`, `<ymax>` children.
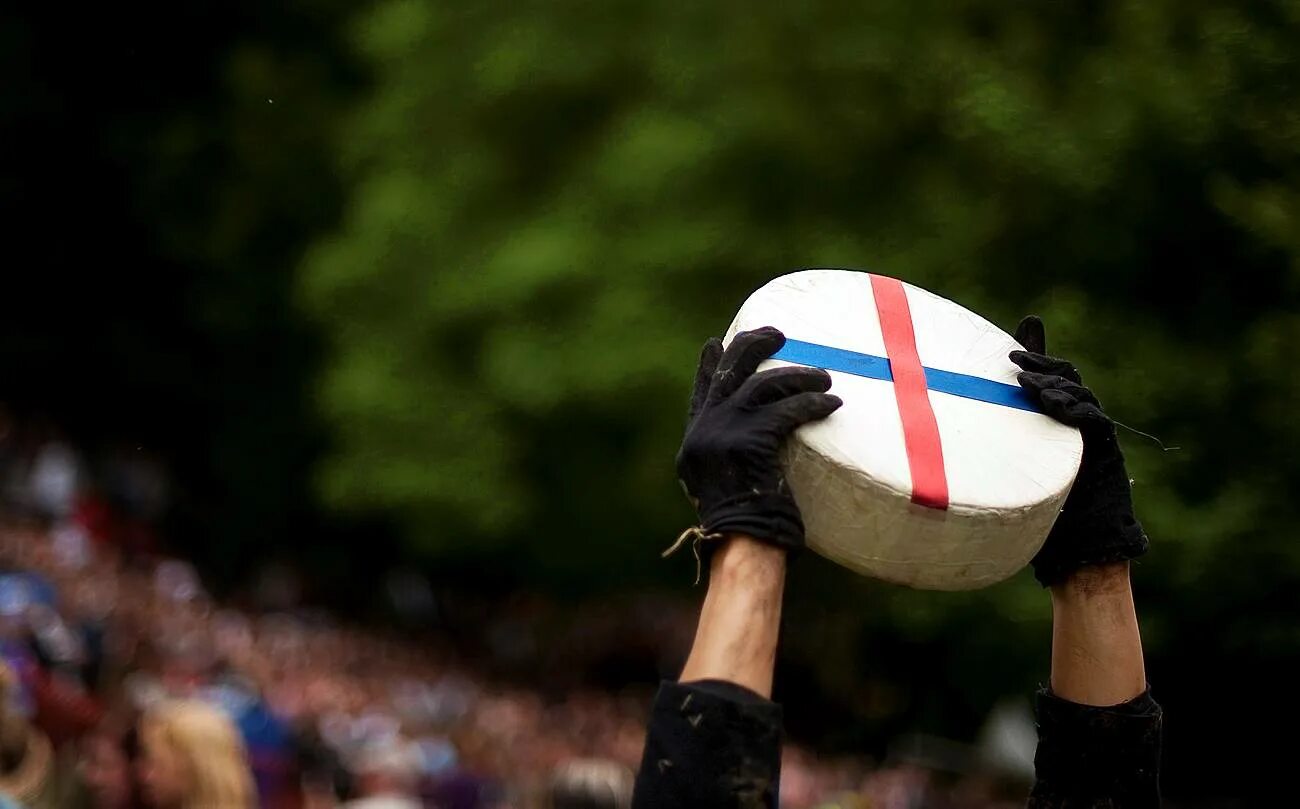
<box><xmin>4</xmin><ymin>2</ymin><xmax>1297</xmax><ymax>803</ymax></box>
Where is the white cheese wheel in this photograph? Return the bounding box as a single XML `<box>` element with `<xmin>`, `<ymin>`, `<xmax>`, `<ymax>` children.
<box><xmin>724</xmin><ymin>269</ymin><xmax>1082</xmax><ymax>590</ymax></box>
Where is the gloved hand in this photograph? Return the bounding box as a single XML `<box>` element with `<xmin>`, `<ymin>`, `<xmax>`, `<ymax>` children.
<box><xmin>673</xmin><ymin>327</ymin><xmax>842</xmax><ymax>556</ymax></box>
<box><xmin>1010</xmin><ymin>316</ymin><xmax>1149</xmax><ymax>586</ymax></box>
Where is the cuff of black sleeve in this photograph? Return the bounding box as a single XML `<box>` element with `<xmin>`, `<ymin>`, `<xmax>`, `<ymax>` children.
<box><xmin>633</xmin><ymin>681</ymin><xmax>783</xmax><ymax>809</ymax></box>
<box><xmin>684</xmin><ymin>678</ymin><xmax>775</xmax><ymax>708</ymax></box>
<box><xmin>1029</xmin><ymin>687</ymin><xmax>1162</xmax><ymax>808</ymax></box>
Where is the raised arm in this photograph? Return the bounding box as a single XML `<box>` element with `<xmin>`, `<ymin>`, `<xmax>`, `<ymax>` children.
<box><xmin>1049</xmin><ymin>563</ymin><xmax>1145</xmax><ymax>706</ymax></box>
<box><xmin>1011</xmin><ymin>316</ymin><xmax>1163</xmax><ymax>808</ymax></box>
<box><xmin>632</xmin><ymin>328</ymin><xmax>840</xmax><ymax>809</ymax></box>
<box><xmin>678</xmin><ymin>537</ymin><xmax>787</xmax><ymax>698</ymax></box>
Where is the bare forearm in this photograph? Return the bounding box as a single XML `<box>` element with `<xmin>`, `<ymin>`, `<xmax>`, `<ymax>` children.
<box><xmin>679</xmin><ymin>537</ymin><xmax>786</xmax><ymax>698</ymax></box>
<box><xmin>1033</xmin><ymin>562</ymin><xmax>1162</xmax><ymax>806</ymax></box>
<box><xmin>1049</xmin><ymin>561</ymin><xmax>1146</xmax><ymax>706</ymax></box>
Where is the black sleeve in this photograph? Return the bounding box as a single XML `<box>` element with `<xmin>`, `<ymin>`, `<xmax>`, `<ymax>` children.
<box><xmin>1028</xmin><ymin>687</ymin><xmax>1163</xmax><ymax>808</ymax></box>
<box><xmin>632</xmin><ymin>679</ymin><xmax>784</xmax><ymax>809</ymax></box>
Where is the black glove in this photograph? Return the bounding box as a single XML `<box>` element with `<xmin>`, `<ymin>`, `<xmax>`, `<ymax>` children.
<box><xmin>673</xmin><ymin>327</ymin><xmax>842</xmax><ymax>556</ymax></box>
<box><xmin>1010</xmin><ymin>316</ymin><xmax>1149</xmax><ymax>587</ymax></box>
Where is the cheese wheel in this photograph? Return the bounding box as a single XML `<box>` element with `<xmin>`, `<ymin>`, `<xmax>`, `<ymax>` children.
<box><xmin>724</xmin><ymin>269</ymin><xmax>1082</xmax><ymax>590</ymax></box>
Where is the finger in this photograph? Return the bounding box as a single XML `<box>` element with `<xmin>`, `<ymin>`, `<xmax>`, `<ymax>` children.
<box><xmin>734</xmin><ymin>365</ymin><xmax>832</xmax><ymax>408</ymax></box>
<box><xmin>1067</xmin><ymin>400</ymin><xmax>1111</xmax><ymax>427</ymax></box>
<box><xmin>1040</xmin><ymin>389</ymin><xmax>1110</xmax><ymax>428</ymax></box>
<box><xmin>1016</xmin><ymin>372</ymin><xmax>1098</xmax><ymax>404</ymax></box>
<box><xmin>709</xmin><ymin>327</ymin><xmax>786</xmax><ymax>403</ymax></box>
<box><xmin>1039</xmin><ymin>388</ymin><xmax>1076</xmax><ymax>423</ymax></box>
<box><xmin>688</xmin><ymin>338</ymin><xmax>723</xmax><ymax>418</ymax></box>
<box><xmin>764</xmin><ymin>392</ymin><xmax>843</xmax><ymax>435</ymax></box>
<box><xmin>1009</xmin><ymin>350</ymin><xmax>1082</xmax><ymax>383</ymax></box>
<box><xmin>1014</xmin><ymin>315</ymin><xmax>1046</xmax><ymax>354</ymax></box>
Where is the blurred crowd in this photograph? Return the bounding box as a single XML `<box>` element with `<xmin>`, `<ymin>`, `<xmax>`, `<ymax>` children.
<box><xmin>0</xmin><ymin>412</ymin><xmax>1029</xmax><ymax>809</ymax></box>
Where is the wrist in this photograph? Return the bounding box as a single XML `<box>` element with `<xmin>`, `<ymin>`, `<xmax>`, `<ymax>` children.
<box><xmin>1051</xmin><ymin>561</ymin><xmax>1131</xmax><ymax>600</ymax></box>
<box><xmin>683</xmin><ymin>534</ymin><xmax>786</xmax><ymax>698</ymax></box>
<box><xmin>709</xmin><ymin>535</ymin><xmax>787</xmax><ymax>588</ymax></box>
<box><xmin>1047</xmin><ymin>561</ymin><xmax>1146</xmax><ymax>706</ymax></box>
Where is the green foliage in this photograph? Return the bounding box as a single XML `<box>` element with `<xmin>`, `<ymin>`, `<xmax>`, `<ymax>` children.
<box><xmin>301</xmin><ymin>2</ymin><xmax>1300</xmax><ymax>793</ymax></box>
<box><xmin>304</xmin><ymin>0</ymin><xmax>1299</xmax><ymax>568</ymax></box>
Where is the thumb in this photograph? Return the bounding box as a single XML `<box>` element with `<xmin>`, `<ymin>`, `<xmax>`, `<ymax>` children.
<box><xmin>1014</xmin><ymin>315</ymin><xmax>1046</xmax><ymax>354</ymax></box>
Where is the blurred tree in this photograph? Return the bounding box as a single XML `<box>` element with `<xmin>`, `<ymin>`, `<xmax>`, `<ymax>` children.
<box><xmin>302</xmin><ymin>1</ymin><xmax>1300</xmax><ymax>800</ymax></box>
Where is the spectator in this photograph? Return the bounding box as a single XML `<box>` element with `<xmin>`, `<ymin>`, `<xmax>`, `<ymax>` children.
<box><xmin>547</xmin><ymin>759</ymin><xmax>633</xmax><ymax>809</ymax></box>
<box><xmin>28</xmin><ymin>439</ymin><xmax>81</xmax><ymax>521</ymax></box>
<box><xmin>342</xmin><ymin>737</ymin><xmax>422</xmax><ymax>809</ymax></box>
<box><xmin>0</xmin><ymin>660</ymin><xmax>79</xmax><ymax>809</ymax></box>
<box><xmin>137</xmin><ymin>700</ymin><xmax>254</xmax><ymax>809</ymax></box>
<box><xmin>78</xmin><ymin>725</ymin><xmax>141</xmax><ymax>809</ymax></box>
